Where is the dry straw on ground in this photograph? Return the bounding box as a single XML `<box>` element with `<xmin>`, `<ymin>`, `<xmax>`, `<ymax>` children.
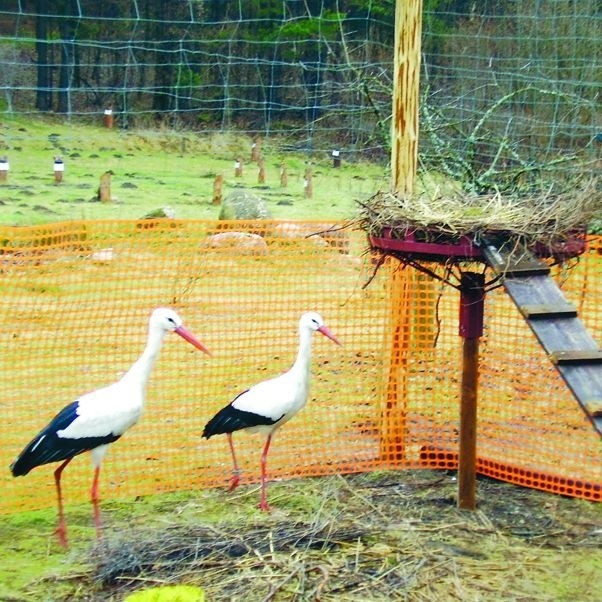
<box><xmin>81</xmin><ymin>472</ymin><xmax>601</xmax><ymax>601</ymax></box>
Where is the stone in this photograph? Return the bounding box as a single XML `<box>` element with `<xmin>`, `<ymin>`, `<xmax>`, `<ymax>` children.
<box><xmin>218</xmin><ymin>189</ymin><xmax>271</xmax><ymax>220</ymax></box>
<box><xmin>204</xmin><ymin>231</ymin><xmax>268</xmax><ymax>255</ymax></box>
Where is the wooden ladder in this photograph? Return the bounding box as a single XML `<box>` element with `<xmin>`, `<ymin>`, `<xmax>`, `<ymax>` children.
<box><xmin>482</xmin><ymin>237</ymin><xmax>602</xmax><ymax>437</ymax></box>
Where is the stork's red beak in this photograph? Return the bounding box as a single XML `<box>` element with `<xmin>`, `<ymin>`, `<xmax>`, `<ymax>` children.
<box><xmin>175</xmin><ymin>326</ymin><xmax>212</xmax><ymax>356</ymax></box>
<box><xmin>317</xmin><ymin>325</ymin><xmax>341</xmax><ymax>346</ymax></box>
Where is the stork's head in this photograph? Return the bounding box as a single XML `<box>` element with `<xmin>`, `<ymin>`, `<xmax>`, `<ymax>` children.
<box><xmin>300</xmin><ymin>311</ymin><xmax>341</xmax><ymax>345</ymax></box>
<box><xmin>150</xmin><ymin>308</ymin><xmax>212</xmax><ymax>355</ymax></box>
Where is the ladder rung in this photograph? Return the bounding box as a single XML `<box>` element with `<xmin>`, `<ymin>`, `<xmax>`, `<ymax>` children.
<box><xmin>484</xmin><ymin>244</ymin><xmax>551</xmax><ymax>277</ymax></box>
<box><xmin>504</xmin><ymin>264</ymin><xmax>551</xmax><ymax>278</ymax></box>
<box><xmin>583</xmin><ymin>399</ymin><xmax>602</xmax><ymax>417</ymax></box>
<box><xmin>551</xmin><ymin>350</ymin><xmax>602</xmax><ymax>365</ymax></box>
<box><xmin>520</xmin><ymin>304</ymin><xmax>578</xmax><ymax>319</ymax></box>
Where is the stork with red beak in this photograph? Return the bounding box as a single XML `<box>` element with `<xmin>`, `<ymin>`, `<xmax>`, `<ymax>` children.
<box><xmin>202</xmin><ymin>311</ymin><xmax>341</xmax><ymax>511</ymax></box>
<box><xmin>10</xmin><ymin>307</ymin><xmax>211</xmax><ymax>548</ymax></box>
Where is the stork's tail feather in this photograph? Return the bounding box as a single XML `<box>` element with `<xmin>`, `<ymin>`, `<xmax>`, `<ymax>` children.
<box><xmin>203</xmin><ymin>404</ymin><xmax>281</xmax><ymax>438</ymax></box>
<box><xmin>11</xmin><ymin>430</ymin><xmax>121</xmax><ymax>477</ymax></box>
<box><xmin>10</xmin><ymin>434</ymin><xmax>54</xmax><ymax>476</ymax></box>
<box><xmin>202</xmin><ymin>407</ymin><xmax>235</xmax><ymax>439</ymax></box>
<box><xmin>10</xmin><ymin>456</ymin><xmax>33</xmax><ymax>477</ymax></box>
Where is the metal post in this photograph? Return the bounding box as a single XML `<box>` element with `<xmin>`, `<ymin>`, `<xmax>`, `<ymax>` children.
<box><xmin>458</xmin><ymin>272</ymin><xmax>485</xmax><ymax>510</ymax></box>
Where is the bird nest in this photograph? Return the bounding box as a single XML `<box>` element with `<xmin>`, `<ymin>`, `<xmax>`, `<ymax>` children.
<box><xmin>357</xmin><ymin>182</ymin><xmax>600</xmax><ymax>262</ymax></box>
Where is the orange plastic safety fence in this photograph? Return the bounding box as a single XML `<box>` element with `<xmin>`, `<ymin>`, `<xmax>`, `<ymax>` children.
<box><xmin>0</xmin><ymin>221</ymin><xmax>600</xmax><ymax>515</ymax></box>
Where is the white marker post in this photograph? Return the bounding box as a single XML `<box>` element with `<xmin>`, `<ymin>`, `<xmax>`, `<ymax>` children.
<box><xmin>53</xmin><ymin>157</ymin><xmax>64</xmax><ymax>183</ymax></box>
<box><xmin>0</xmin><ymin>156</ymin><xmax>9</xmax><ymax>182</ymax></box>
<box><xmin>234</xmin><ymin>157</ymin><xmax>243</xmax><ymax>177</ymax></box>
<box><xmin>104</xmin><ymin>108</ymin><xmax>114</xmax><ymax>128</ymax></box>
<box><xmin>304</xmin><ymin>166</ymin><xmax>313</xmax><ymax>198</ymax></box>
<box><xmin>332</xmin><ymin>149</ymin><xmax>341</xmax><ymax>168</ymax></box>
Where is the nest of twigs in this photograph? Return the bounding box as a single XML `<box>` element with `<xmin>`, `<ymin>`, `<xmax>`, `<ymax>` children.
<box><xmin>357</xmin><ymin>181</ymin><xmax>601</xmax><ymax>253</ymax></box>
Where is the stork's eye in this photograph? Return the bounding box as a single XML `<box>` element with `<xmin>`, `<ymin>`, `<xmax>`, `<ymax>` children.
<box><xmin>167</xmin><ymin>317</ymin><xmax>176</xmax><ymax>325</ymax></box>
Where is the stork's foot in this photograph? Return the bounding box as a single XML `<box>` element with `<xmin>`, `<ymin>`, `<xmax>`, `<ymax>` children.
<box><xmin>257</xmin><ymin>500</ymin><xmax>272</xmax><ymax>512</ymax></box>
<box><xmin>54</xmin><ymin>522</ymin><xmax>69</xmax><ymax>549</ymax></box>
<box><xmin>228</xmin><ymin>471</ymin><xmax>241</xmax><ymax>492</ymax></box>
<box><xmin>93</xmin><ymin>502</ymin><xmax>103</xmax><ymax>541</ymax></box>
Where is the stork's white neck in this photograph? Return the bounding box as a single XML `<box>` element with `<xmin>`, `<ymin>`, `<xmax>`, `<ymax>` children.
<box><xmin>120</xmin><ymin>325</ymin><xmax>167</xmax><ymax>390</ymax></box>
<box><xmin>291</xmin><ymin>326</ymin><xmax>314</xmax><ymax>378</ymax></box>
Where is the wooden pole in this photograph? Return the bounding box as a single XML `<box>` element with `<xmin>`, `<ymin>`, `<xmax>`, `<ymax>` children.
<box><xmin>304</xmin><ymin>166</ymin><xmax>313</xmax><ymax>198</ymax></box>
<box><xmin>258</xmin><ymin>158</ymin><xmax>266</xmax><ymax>184</ymax></box>
<box><xmin>213</xmin><ymin>174</ymin><xmax>223</xmax><ymax>205</ymax></box>
<box><xmin>391</xmin><ymin>0</ymin><xmax>423</xmax><ymax>195</ymax></box>
<box><xmin>99</xmin><ymin>171</ymin><xmax>112</xmax><ymax>203</ymax></box>
<box><xmin>457</xmin><ymin>272</ymin><xmax>485</xmax><ymax>510</ymax></box>
<box><xmin>234</xmin><ymin>157</ymin><xmax>243</xmax><ymax>177</ymax></box>
<box><xmin>280</xmin><ymin>162</ymin><xmax>288</xmax><ymax>188</ymax></box>
<box><xmin>380</xmin><ymin>0</ymin><xmax>423</xmax><ymax>463</ymax></box>
<box><xmin>379</xmin><ymin>266</ymin><xmax>413</xmax><ymax>462</ymax></box>
<box><xmin>103</xmin><ymin>108</ymin><xmax>114</xmax><ymax>128</ymax></box>
<box><xmin>251</xmin><ymin>137</ymin><xmax>261</xmax><ymax>162</ymax></box>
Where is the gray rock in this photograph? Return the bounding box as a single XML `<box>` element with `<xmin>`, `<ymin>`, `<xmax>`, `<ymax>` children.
<box><xmin>219</xmin><ymin>189</ymin><xmax>271</xmax><ymax>220</ymax></box>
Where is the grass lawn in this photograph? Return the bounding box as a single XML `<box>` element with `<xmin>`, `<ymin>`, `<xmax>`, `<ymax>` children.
<box><xmin>0</xmin><ymin>116</ymin><xmax>389</xmax><ymax>225</ymax></box>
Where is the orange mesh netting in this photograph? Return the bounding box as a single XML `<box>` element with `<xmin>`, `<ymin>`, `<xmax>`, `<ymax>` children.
<box><xmin>0</xmin><ymin>220</ymin><xmax>600</xmax><ymax>514</ymax></box>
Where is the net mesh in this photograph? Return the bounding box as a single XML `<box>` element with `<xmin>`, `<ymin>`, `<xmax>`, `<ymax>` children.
<box><xmin>0</xmin><ymin>1</ymin><xmax>599</xmax><ymax>170</ymax></box>
<box><xmin>0</xmin><ymin>221</ymin><xmax>600</xmax><ymax>514</ymax></box>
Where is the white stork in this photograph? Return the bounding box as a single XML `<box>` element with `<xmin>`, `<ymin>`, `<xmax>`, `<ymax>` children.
<box><xmin>202</xmin><ymin>311</ymin><xmax>340</xmax><ymax>511</ymax></box>
<box><xmin>10</xmin><ymin>307</ymin><xmax>211</xmax><ymax>548</ymax></box>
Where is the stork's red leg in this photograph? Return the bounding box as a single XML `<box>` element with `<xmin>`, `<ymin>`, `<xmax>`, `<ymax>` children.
<box><xmin>91</xmin><ymin>466</ymin><xmax>103</xmax><ymax>540</ymax></box>
<box><xmin>227</xmin><ymin>433</ymin><xmax>241</xmax><ymax>491</ymax></box>
<box><xmin>53</xmin><ymin>458</ymin><xmax>72</xmax><ymax>548</ymax></box>
<box><xmin>258</xmin><ymin>434</ymin><xmax>273</xmax><ymax>512</ymax></box>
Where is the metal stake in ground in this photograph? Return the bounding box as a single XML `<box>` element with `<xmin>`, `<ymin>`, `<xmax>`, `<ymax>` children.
<box><xmin>458</xmin><ymin>271</ymin><xmax>485</xmax><ymax>510</ymax></box>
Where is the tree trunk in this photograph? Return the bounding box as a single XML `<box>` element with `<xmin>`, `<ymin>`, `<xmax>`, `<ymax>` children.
<box><xmin>56</xmin><ymin>3</ymin><xmax>77</xmax><ymax>114</ymax></box>
<box><xmin>35</xmin><ymin>0</ymin><xmax>52</xmax><ymax>111</ymax></box>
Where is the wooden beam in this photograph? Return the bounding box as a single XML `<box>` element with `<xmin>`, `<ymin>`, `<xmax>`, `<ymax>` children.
<box><xmin>391</xmin><ymin>0</ymin><xmax>423</xmax><ymax>194</ymax></box>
